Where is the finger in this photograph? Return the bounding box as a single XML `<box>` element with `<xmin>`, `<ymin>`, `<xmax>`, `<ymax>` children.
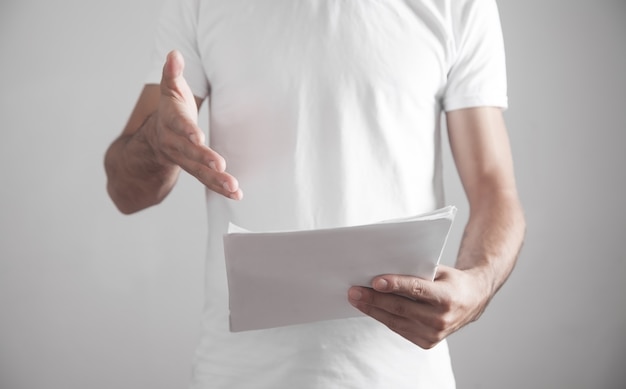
<box><xmin>371</xmin><ymin>274</ymin><xmax>441</xmax><ymax>304</ymax></box>
<box><xmin>200</xmin><ymin>168</ymin><xmax>243</xmax><ymax>200</ymax></box>
<box><xmin>175</xmin><ymin>148</ymin><xmax>229</xmax><ymax>183</ymax></box>
<box><xmin>209</xmin><ymin>176</ymin><xmax>243</xmax><ymax>200</ymax></box>
<box><xmin>361</xmin><ymin>306</ymin><xmax>439</xmax><ymax>349</ymax></box>
<box><xmin>180</xmin><ymin>138</ymin><xmax>227</xmax><ymax>173</ymax></box>
<box><xmin>348</xmin><ymin>288</ymin><xmax>440</xmax><ymax>348</ymax></box>
<box><xmin>179</xmin><ymin>156</ymin><xmax>243</xmax><ymax>200</ymax></box>
<box><xmin>161</xmin><ymin>50</ymin><xmax>186</xmax><ymax>97</ymax></box>
<box><xmin>158</xmin><ymin>112</ymin><xmax>227</xmax><ymax>173</ymax></box>
<box><xmin>349</xmin><ymin>286</ymin><xmax>427</xmax><ymax>319</ymax></box>
<box><xmin>203</xmin><ymin>168</ymin><xmax>241</xmax><ymax>198</ymax></box>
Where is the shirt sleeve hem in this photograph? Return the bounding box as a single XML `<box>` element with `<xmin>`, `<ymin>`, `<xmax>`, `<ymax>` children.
<box><xmin>443</xmin><ymin>95</ymin><xmax>508</xmax><ymax>112</ymax></box>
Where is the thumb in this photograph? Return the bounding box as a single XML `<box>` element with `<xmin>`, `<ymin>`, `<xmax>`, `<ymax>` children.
<box><xmin>372</xmin><ymin>274</ymin><xmax>439</xmax><ymax>304</ymax></box>
<box><xmin>160</xmin><ymin>50</ymin><xmax>186</xmax><ymax>96</ymax></box>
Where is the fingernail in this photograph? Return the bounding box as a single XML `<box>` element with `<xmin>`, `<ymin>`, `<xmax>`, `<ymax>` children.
<box><xmin>348</xmin><ymin>288</ymin><xmax>362</xmax><ymax>301</ymax></box>
<box><xmin>209</xmin><ymin>161</ymin><xmax>217</xmax><ymax>170</ymax></box>
<box><xmin>222</xmin><ymin>182</ymin><xmax>232</xmax><ymax>192</ymax></box>
<box><xmin>374</xmin><ymin>278</ymin><xmax>388</xmax><ymax>290</ymax></box>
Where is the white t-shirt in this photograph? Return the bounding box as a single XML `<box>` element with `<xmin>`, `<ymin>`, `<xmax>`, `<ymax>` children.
<box><xmin>146</xmin><ymin>1</ymin><xmax>507</xmax><ymax>388</ymax></box>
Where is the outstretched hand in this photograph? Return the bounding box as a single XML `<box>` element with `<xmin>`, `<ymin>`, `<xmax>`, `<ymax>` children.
<box><xmin>148</xmin><ymin>50</ymin><xmax>243</xmax><ymax>200</ymax></box>
<box><xmin>348</xmin><ymin>265</ymin><xmax>490</xmax><ymax>349</ymax></box>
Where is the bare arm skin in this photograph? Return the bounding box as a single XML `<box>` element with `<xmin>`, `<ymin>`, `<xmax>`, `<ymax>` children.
<box><xmin>104</xmin><ymin>50</ymin><xmax>242</xmax><ymax>214</ymax></box>
<box><xmin>348</xmin><ymin>107</ymin><xmax>526</xmax><ymax>349</ymax></box>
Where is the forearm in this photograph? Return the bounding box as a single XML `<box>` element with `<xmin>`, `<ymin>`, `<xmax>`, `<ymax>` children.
<box><xmin>104</xmin><ymin>113</ymin><xmax>180</xmax><ymax>214</ymax></box>
<box><xmin>456</xmin><ymin>190</ymin><xmax>526</xmax><ymax>302</ymax></box>
<box><xmin>347</xmin><ymin>190</ymin><xmax>525</xmax><ymax>348</ymax></box>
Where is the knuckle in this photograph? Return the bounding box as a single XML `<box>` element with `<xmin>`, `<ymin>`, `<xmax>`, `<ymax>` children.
<box><xmin>423</xmin><ymin>329</ymin><xmax>446</xmax><ymax>348</ymax></box>
<box><xmin>192</xmin><ymin>164</ymin><xmax>205</xmax><ymax>180</ymax></box>
<box><xmin>421</xmin><ymin>338</ymin><xmax>440</xmax><ymax>350</ymax></box>
<box><xmin>431</xmin><ymin>316</ymin><xmax>448</xmax><ymax>332</ymax></box>
<box><xmin>391</xmin><ymin>300</ymin><xmax>408</xmax><ymax>317</ymax></box>
<box><xmin>438</xmin><ymin>297</ymin><xmax>453</xmax><ymax>313</ymax></box>
<box><xmin>409</xmin><ymin>279</ymin><xmax>425</xmax><ymax>298</ymax></box>
<box><xmin>386</xmin><ymin>316</ymin><xmax>402</xmax><ymax>333</ymax></box>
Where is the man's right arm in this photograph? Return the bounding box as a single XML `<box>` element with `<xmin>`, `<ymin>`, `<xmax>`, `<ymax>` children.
<box><xmin>104</xmin><ymin>50</ymin><xmax>242</xmax><ymax>214</ymax></box>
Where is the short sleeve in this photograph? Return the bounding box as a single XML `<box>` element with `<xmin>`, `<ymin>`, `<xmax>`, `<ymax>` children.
<box><xmin>145</xmin><ymin>0</ymin><xmax>210</xmax><ymax>99</ymax></box>
<box><xmin>443</xmin><ymin>0</ymin><xmax>508</xmax><ymax>111</ymax></box>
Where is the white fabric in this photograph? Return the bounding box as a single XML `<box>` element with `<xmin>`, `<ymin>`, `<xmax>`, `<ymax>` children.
<box><xmin>146</xmin><ymin>1</ymin><xmax>507</xmax><ymax>388</ymax></box>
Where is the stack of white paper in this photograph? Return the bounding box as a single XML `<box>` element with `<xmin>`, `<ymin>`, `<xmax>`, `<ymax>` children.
<box><xmin>223</xmin><ymin>205</ymin><xmax>457</xmax><ymax>332</ymax></box>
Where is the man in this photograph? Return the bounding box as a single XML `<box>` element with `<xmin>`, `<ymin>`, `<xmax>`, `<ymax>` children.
<box><xmin>105</xmin><ymin>0</ymin><xmax>525</xmax><ymax>387</ymax></box>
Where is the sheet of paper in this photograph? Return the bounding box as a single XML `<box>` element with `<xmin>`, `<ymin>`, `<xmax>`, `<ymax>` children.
<box><xmin>223</xmin><ymin>205</ymin><xmax>457</xmax><ymax>332</ymax></box>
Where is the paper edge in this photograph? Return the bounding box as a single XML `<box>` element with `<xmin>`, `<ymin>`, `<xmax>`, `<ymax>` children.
<box><xmin>226</xmin><ymin>205</ymin><xmax>457</xmax><ymax>236</ymax></box>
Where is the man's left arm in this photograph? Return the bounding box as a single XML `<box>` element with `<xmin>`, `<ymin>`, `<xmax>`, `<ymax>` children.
<box><xmin>348</xmin><ymin>107</ymin><xmax>526</xmax><ymax>349</ymax></box>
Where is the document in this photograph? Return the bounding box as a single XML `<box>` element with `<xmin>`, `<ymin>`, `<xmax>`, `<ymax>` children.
<box><xmin>223</xmin><ymin>206</ymin><xmax>457</xmax><ymax>332</ymax></box>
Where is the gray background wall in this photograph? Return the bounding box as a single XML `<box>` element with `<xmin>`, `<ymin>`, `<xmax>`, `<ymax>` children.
<box><xmin>0</xmin><ymin>0</ymin><xmax>624</xmax><ymax>388</ymax></box>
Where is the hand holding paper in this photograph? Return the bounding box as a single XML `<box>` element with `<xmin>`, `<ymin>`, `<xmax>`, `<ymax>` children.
<box><xmin>223</xmin><ymin>206</ymin><xmax>457</xmax><ymax>332</ymax></box>
<box><xmin>348</xmin><ymin>264</ymin><xmax>492</xmax><ymax>349</ymax></box>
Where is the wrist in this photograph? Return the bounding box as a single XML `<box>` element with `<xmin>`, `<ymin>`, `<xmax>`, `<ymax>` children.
<box><xmin>461</xmin><ymin>265</ymin><xmax>497</xmax><ymax>310</ymax></box>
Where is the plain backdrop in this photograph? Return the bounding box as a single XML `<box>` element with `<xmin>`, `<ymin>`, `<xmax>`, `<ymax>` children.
<box><xmin>1</xmin><ymin>0</ymin><xmax>624</xmax><ymax>388</ymax></box>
